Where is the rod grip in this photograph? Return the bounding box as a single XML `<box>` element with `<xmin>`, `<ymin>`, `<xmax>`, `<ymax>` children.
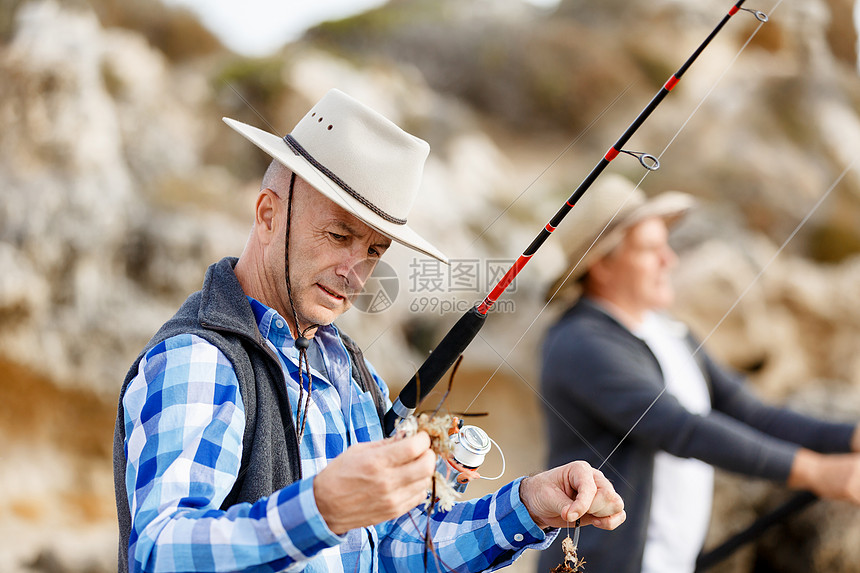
<box><xmin>694</xmin><ymin>492</ymin><xmax>818</xmax><ymax>572</ymax></box>
<box><xmin>383</xmin><ymin>305</ymin><xmax>487</xmax><ymax>435</ymax></box>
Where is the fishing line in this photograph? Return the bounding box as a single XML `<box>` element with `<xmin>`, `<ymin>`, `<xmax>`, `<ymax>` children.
<box><xmin>686</xmin><ymin>158</ymin><xmax>856</xmax><ymax>358</ymax></box>
<box><xmin>224</xmin><ymin>80</ymin><xmax>282</xmax><ymax>136</ymax></box>
<box><xmin>476</xmin><ymin>436</ymin><xmax>507</xmax><ymax>481</ymax></box>
<box><xmin>473</xmin><ymin>330</ymin><xmax>637</xmax><ymax>492</ymax></box>
<box><xmin>468</xmin><ymin>81</ymin><xmax>638</xmax><ymax>249</ymax></box>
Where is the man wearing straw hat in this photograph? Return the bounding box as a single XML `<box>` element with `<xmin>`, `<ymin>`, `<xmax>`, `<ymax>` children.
<box><xmin>536</xmin><ymin>174</ymin><xmax>860</xmax><ymax>573</ymax></box>
<box><xmin>113</xmin><ymin>89</ymin><xmax>625</xmax><ymax>573</ymax></box>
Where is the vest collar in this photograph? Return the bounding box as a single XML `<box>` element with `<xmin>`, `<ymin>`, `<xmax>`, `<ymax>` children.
<box><xmin>198</xmin><ymin>257</ymin><xmax>262</xmax><ymax>342</ymax></box>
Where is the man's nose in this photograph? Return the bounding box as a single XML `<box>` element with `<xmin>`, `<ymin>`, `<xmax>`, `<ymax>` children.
<box><xmin>662</xmin><ymin>244</ymin><xmax>678</xmax><ymax>267</ymax></box>
<box><xmin>336</xmin><ymin>250</ymin><xmax>375</xmax><ymax>286</ymax></box>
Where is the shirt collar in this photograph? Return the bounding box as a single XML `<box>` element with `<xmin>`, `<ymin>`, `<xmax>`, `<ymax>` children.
<box><xmin>245</xmin><ymin>297</ymin><xmax>349</xmax><ymax>366</ymax></box>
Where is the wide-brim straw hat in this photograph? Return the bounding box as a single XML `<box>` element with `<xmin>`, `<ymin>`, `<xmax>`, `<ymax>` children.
<box><xmin>223</xmin><ymin>88</ymin><xmax>447</xmax><ymax>263</ymax></box>
<box><xmin>546</xmin><ymin>174</ymin><xmax>694</xmax><ymax>302</ymax></box>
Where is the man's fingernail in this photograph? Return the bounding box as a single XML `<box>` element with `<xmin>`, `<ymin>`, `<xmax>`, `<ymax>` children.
<box><xmin>567</xmin><ymin>511</ymin><xmax>580</xmax><ymax>522</ymax></box>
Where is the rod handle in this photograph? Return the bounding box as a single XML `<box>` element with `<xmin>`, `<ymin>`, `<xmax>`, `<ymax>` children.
<box><xmin>383</xmin><ymin>305</ymin><xmax>487</xmax><ymax>435</ymax></box>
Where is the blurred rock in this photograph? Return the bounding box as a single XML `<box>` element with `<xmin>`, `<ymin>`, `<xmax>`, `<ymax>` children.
<box><xmin>0</xmin><ymin>1</ymin><xmax>247</xmax><ymax>395</ymax></box>
<box><xmin>1</xmin><ymin>0</ymin><xmax>860</xmax><ymax>572</ymax></box>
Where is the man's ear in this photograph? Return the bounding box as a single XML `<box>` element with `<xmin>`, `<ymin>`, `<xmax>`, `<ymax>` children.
<box><xmin>254</xmin><ymin>188</ymin><xmax>281</xmax><ymax>245</ymax></box>
<box><xmin>586</xmin><ymin>259</ymin><xmax>611</xmax><ymax>290</ymax></box>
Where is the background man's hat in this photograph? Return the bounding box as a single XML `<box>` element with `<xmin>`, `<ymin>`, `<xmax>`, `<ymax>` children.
<box><xmin>223</xmin><ymin>88</ymin><xmax>447</xmax><ymax>263</ymax></box>
<box><xmin>546</xmin><ymin>174</ymin><xmax>694</xmax><ymax>302</ymax></box>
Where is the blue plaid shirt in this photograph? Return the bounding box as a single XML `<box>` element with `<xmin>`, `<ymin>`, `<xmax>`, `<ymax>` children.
<box><xmin>122</xmin><ymin>297</ymin><xmax>554</xmax><ymax>572</ymax></box>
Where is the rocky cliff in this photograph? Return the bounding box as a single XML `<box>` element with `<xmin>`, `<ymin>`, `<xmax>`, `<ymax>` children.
<box><xmin>1</xmin><ymin>0</ymin><xmax>859</xmax><ymax>571</ymax></box>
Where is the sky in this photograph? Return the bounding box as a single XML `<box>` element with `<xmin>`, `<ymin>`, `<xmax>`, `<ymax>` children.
<box><xmin>162</xmin><ymin>0</ymin><xmax>561</xmax><ymax>57</ymax></box>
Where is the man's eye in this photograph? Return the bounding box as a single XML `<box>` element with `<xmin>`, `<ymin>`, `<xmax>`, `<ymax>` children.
<box><xmin>330</xmin><ymin>232</ymin><xmax>347</xmax><ymax>241</ymax></box>
<box><xmin>368</xmin><ymin>247</ymin><xmax>380</xmax><ymax>257</ymax></box>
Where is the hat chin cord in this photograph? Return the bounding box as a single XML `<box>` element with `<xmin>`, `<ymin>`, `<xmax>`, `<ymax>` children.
<box><xmin>283</xmin><ymin>171</ymin><xmax>319</xmax><ymax>445</ymax></box>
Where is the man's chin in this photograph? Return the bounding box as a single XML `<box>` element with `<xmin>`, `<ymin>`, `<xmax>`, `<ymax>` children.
<box><xmin>652</xmin><ymin>293</ymin><xmax>674</xmax><ymax>311</ymax></box>
<box><xmin>304</xmin><ymin>303</ymin><xmax>351</xmax><ymax>327</ymax></box>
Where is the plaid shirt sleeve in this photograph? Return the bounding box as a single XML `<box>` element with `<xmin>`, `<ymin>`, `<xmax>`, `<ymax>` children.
<box><xmin>122</xmin><ymin>334</ymin><xmax>343</xmax><ymax>573</ymax></box>
<box><xmin>376</xmin><ymin>478</ymin><xmax>558</xmax><ymax>572</ymax></box>
<box><xmin>363</xmin><ymin>349</ymin><xmax>556</xmax><ymax>571</ymax></box>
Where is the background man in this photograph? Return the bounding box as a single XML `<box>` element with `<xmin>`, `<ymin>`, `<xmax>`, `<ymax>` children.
<box><xmin>113</xmin><ymin>89</ymin><xmax>625</xmax><ymax>573</ymax></box>
<box><xmin>536</xmin><ymin>175</ymin><xmax>860</xmax><ymax>573</ymax></box>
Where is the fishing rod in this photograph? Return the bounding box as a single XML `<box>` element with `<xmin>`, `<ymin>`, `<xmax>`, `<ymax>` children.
<box><xmin>694</xmin><ymin>492</ymin><xmax>818</xmax><ymax>571</ymax></box>
<box><xmin>383</xmin><ymin>0</ymin><xmax>769</xmax><ymax>436</ymax></box>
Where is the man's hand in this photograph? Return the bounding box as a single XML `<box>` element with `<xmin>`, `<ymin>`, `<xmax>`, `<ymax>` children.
<box><xmin>519</xmin><ymin>461</ymin><xmax>626</xmax><ymax>530</ymax></box>
<box><xmin>789</xmin><ymin>448</ymin><xmax>860</xmax><ymax>505</ymax></box>
<box><xmin>313</xmin><ymin>432</ymin><xmax>436</xmax><ymax>534</ymax></box>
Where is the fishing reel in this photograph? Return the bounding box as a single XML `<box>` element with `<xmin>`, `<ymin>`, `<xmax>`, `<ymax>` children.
<box><xmin>435</xmin><ymin>417</ymin><xmax>505</xmax><ymax>494</ymax></box>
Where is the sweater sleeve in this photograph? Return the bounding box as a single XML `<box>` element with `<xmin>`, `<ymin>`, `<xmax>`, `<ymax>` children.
<box><xmin>543</xmin><ymin>317</ymin><xmax>800</xmax><ymax>482</ymax></box>
<box><xmin>700</xmin><ymin>347</ymin><xmax>855</xmax><ymax>454</ymax></box>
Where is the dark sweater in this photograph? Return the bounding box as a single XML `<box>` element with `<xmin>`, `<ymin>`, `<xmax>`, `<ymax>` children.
<box><xmin>536</xmin><ymin>298</ymin><xmax>854</xmax><ymax>573</ymax></box>
<box><xmin>113</xmin><ymin>257</ymin><xmax>302</xmax><ymax>573</ymax></box>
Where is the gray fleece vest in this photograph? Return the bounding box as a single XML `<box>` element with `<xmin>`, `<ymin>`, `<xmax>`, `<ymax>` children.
<box><xmin>112</xmin><ymin>257</ymin><xmax>302</xmax><ymax>573</ymax></box>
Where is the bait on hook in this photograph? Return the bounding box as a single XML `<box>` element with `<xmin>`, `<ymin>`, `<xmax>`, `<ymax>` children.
<box><xmin>394</xmin><ymin>356</ymin><xmax>504</xmax><ymax>571</ymax></box>
<box><xmin>550</xmin><ymin>518</ymin><xmax>585</xmax><ymax>572</ymax></box>
<box><xmin>396</xmin><ymin>357</ymin><xmax>503</xmax><ymax>512</ymax></box>
<box><xmin>551</xmin><ymin>535</ymin><xmax>586</xmax><ymax>573</ymax></box>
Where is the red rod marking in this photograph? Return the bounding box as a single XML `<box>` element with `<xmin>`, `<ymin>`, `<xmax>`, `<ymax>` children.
<box><xmin>477</xmin><ymin>254</ymin><xmax>532</xmax><ymax>314</ymax></box>
<box><xmin>545</xmin><ymin>222</ymin><xmax>556</xmax><ymax>233</ymax></box>
<box><xmin>664</xmin><ymin>75</ymin><xmax>680</xmax><ymax>91</ymax></box>
<box><xmin>604</xmin><ymin>147</ymin><xmax>620</xmax><ymax>161</ymax></box>
<box><xmin>729</xmin><ymin>6</ymin><xmax>739</xmax><ymax>15</ymax></box>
